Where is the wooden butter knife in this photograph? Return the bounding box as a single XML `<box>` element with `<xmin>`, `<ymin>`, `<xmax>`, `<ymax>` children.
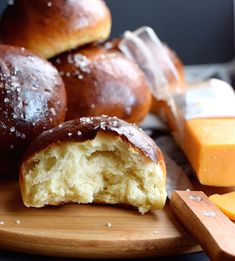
<box><xmin>157</xmin><ymin>137</ymin><xmax>235</xmax><ymax>261</ymax></box>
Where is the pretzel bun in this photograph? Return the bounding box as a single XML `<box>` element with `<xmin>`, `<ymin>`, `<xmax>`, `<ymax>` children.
<box><xmin>0</xmin><ymin>0</ymin><xmax>111</xmax><ymax>59</ymax></box>
<box><xmin>0</xmin><ymin>45</ymin><xmax>66</xmax><ymax>177</ymax></box>
<box><xmin>103</xmin><ymin>39</ymin><xmax>184</xmax><ymax>130</ymax></box>
<box><xmin>52</xmin><ymin>45</ymin><xmax>152</xmax><ymax>124</ymax></box>
<box><xmin>20</xmin><ymin>116</ymin><xmax>167</xmax><ymax>213</ymax></box>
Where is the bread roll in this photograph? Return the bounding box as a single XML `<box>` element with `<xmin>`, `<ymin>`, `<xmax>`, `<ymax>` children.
<box><xmin>0</xmin><ymin>0</ymin><xmax>111</xmax><ymax>59</ymax></box>
<box><xmin>20</xmin><ymin>116</ymin><xmax>167</xmax><ymax>214</ymax></box>
<box><xmin>0</xmin><ymin>45</ymin><xmax>66</xmax><ymax>177</ymax></box>
<box><xmin>52</xmin><ymin>44</ymin><xmax>152</xmax><ymax>124</ymax></box>
<box><xmin>103</xmin><ymin>38</ymin><xmax>185</xmax><ymax>130</ymax></box>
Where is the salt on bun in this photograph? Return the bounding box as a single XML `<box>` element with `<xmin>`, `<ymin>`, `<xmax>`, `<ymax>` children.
<box><xmin>0</xmin><ymin>44</ymin><xmax>66</xmax><ymax>177</ymax></box>
<box><xmin>20</xmin><ymin>116</ymin><xmax>167</xmax><ymax>214</ymax></box>
<box><xmin>0</xmin><ymin>0</ymin><xmax>111</xmax><ymax>59</ymax></box>
<box><xmin>52</xmin><ymin>44</ymin><xmax>152</xmax><ymax>124</ymax></box>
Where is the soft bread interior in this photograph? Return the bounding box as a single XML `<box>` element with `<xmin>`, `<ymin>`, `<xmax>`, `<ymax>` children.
<box><xmin>21</xmin><ymin>132</ymin><xmax>166</xmax><ymax>213</ymax></box>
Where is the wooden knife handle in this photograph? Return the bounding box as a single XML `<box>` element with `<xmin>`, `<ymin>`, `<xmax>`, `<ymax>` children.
<box><xmin>170</xmin><ymin>190</ymin><xmax>235</xmax><ymax>261</ymax></box>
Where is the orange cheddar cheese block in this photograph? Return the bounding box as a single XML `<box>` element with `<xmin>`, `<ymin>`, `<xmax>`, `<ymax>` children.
<box><xmin>209</xmin><ymin>192</ymin><xmax>235</xmax><ymax>221</ymax></box>
<box><xmin>182</xmin><ymin>118</ymin><xmax>235</xmax><ymax>186</ymax></box>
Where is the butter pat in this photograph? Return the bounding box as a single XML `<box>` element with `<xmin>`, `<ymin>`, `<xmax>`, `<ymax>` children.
<box><xmin>209</xmin><ymin>192</ymin><xmax>235</xmax><ymax>221</ymax></box>
<box><xmin>183</xmin><ymin>118</ymin><xmax>235</xmax><ymax>186</ymax></box>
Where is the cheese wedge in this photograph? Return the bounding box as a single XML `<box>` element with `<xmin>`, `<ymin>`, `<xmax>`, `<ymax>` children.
<box><xmin>182</xmin><ymin>118</ymin><xmax>235</xmax><ymax>186</ymax></box>
<box><xmin>209</xmin><ymin>192</ymin><xmax>235</xmax><ymax>221</ymax></box>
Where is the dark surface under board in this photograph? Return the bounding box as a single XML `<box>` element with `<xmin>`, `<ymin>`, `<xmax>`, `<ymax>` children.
<box><xmin>0</xmin><ymin>250</ymin><xmax>209</xmax><ymax>261</ymax></box>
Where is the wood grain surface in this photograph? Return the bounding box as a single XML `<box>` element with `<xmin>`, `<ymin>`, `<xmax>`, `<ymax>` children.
<box><xmin>0</xmin><ymin>180</ymin><xmax>198</xmax><ymax>259</ymax></box>
<box><xmin>0</xmin><ymin>179</ymin><xmax>234</xmax><ymax>259</ymax></box>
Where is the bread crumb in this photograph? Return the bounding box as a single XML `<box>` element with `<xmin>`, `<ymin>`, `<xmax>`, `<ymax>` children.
<box><xmin>106</xmin><ymin>222</ymin><xmax>112</xmax><ymax>228</ymax></box>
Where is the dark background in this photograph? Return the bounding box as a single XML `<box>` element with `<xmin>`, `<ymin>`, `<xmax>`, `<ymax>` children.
<box><xmin>0</xmin><ymin>0</ymin><xmax>234</xmax><ymax>65</ymax></box>
<box><xmin>105</xmin><ymin>0</ymin><xmax>235</xmax><ymax>65</ymax></box>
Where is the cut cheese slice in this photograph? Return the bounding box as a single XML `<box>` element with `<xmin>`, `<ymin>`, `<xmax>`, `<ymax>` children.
<box><xmin>209</xmin><ymin>192</ymin><xmax>235</xmax><ymax>221</ymax></box>
<box><xmin>182</xmin><ymin>118</ymin><xmax>235</xmax><ymax>186</ymax></box>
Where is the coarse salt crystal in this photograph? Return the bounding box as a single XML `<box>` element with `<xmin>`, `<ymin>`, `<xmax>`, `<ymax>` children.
<box><xmin>112</xmin><ymin>120</ymin><xmax>119</xmax><ymax>127</ymax></box>
<box><xmin>104</xmin><ymin>42</ymin><xmax>113</xmax><ymax>49</ymax></box>
<box><xmin>50</xmin><ymin>108</ymin><xmax>56</xmax><ymax>115</ymax></box>
<box><xmin>73</xmin><ymin>54</ymin><xmax>91</xmax><ymax>72</ymax></box>
<box><xmin>11</xmin><ymin>82</ymin><xmax>20</xmax><ymax>88</ymax></box>
<box><xmin>56</xmin><ymin>58</ymin><xmax>61</xmax><ymax>64</ymax></box>
<box><xmin>67</xmin><ymin>54</ymin><xmax>74</xmax><ymax>64</ymax></box>
<box><xmin>15</xmin><ymin>131</ymin><xmax>21</xmax><ymax>137</ymax></box>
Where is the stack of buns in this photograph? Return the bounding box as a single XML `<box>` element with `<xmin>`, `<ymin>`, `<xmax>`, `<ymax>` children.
<box><xmin>0</xmin><ymin>0</ymin><xmax>152</xmax><ymax>124</ymax></box>
<box><xmin>0</xmin><ymin>0</ymin><xmax>186</xmax><ymax>212</ymax></box>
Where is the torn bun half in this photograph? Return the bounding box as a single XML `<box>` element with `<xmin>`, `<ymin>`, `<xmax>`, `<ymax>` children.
<box><xmin>20</xmin><ymin>116</ymin><xmax>167</xmax><ymax>213</ymax></box>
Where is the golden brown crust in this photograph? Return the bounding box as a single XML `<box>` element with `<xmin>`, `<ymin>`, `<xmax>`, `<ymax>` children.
<box><xmin>51</xmin><ymin>45</ymin><xmax>152</xmax><ymax>124</ymax></box>
<box><xmin>0</xmin><ymin>44</ymin><xmax>66</xmax><ymax>176</ymax></box>
<box><xmin>21</xmin><ymin>116</ymin><xmax>164</xmax><ymax>165</ymax></box>
<box><xmin>0</xmin><ymin>0</ymin><xmax>111</xmax><ymax>59</ymax></box>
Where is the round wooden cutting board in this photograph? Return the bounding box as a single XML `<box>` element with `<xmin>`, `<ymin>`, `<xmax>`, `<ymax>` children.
<box><xmin>0</xmin><ymin>180</ymin><xmax>203</xmax><ymax>259</ymax></box>
<box><xmin>0</xmin><ymin>179</ymin><xmax>234</xmax><ymax>258</ymax></box>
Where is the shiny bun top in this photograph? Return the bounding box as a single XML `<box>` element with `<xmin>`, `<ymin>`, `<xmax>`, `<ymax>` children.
<box><xmin>0</xmin><ymin>44</ymin><xmax>66</xmax><ymax>157</ymax></box>
<box><xmin>52</xmin><ymin>44</ymin><xmax>152</xmax><ymax>124</ymax></box>
<box><xmin>0</xmin><ymin>0</ymin><xmax>112</xmax><ymax>58</ymax></box>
